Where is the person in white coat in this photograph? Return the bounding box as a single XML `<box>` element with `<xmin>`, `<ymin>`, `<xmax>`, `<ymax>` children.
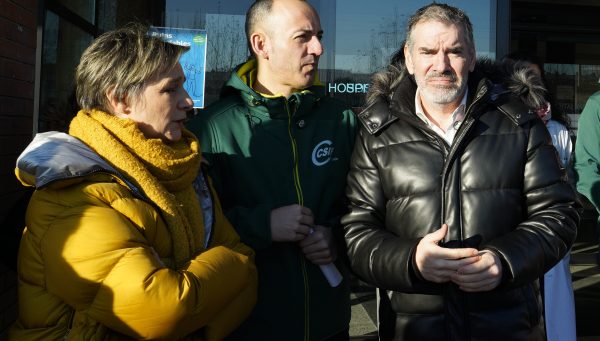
<box><xmin>505</xmin><ymin>52</ymin><xmax>576</xmax><ymax>341</ymax></box>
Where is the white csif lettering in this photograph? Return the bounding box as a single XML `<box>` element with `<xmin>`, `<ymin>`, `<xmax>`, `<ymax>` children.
<box><xmin>312</xmin><ymin>140</ymin><xmax>334</xmax><ymax>166</ymax></box>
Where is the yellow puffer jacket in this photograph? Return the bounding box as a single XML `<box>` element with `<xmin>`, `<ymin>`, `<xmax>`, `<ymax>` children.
<box><xmin>9</xmin><ymin>132</ymin><xmax>257</xmax><ymax>340</ymax></box>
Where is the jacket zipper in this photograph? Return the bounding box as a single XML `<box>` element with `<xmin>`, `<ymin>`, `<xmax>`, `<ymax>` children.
<box><xmin>285</xmin><ymin>96</ymin><xmax>310</xmax><ymax>341</ymax></box>
<box><xmin>287</xmin><ymin>100</ymin><xmax>305</xmax><ymax>205</ymax></box>
<box><xmin>438</xmin><ymin>88</ymin><xmax>488</xmax><ymax>341</ymax></box>
<box><xmin>440</xmin><ymin>88</ymin><xmax>488</xmax><ymax>240</ymax></box>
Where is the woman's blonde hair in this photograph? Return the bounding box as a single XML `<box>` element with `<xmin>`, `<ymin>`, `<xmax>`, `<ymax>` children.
<box><xmin>75</xmin><ymin>23</ymin><xmax>189</xmax><ymax>112</ymax></box>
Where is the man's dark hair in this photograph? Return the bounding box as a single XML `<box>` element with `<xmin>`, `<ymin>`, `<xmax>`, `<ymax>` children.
<box><xmin>405</xmin><ymin>3</ymin><xmax>474</xmax><ymax>51</ymax></box>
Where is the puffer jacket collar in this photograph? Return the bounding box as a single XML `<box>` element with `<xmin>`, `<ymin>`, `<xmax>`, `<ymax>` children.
<box><xmin>219</xmin><ymin>59</ymin><xmax>326</xmax><ymax>120</ymax></box>
<box><xmin>16</xmin><ymin>131</ymin><xmax>144</xmax><ymax>199</ymax></box>
<box><xmin>359</xmin><ymin>59</ymin><xmax>547</xmax><ymax>135</ymax></box>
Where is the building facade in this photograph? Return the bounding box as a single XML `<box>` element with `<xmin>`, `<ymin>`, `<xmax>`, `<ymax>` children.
<box><xmin>1</xmin><ymin>0</ymin><xmax>600</xmax><ymax>337</ymax></box>
<box><xmin>0</xmin><ymin>1</ymin><xmax>37</xmax><ymax>336</ymax></box>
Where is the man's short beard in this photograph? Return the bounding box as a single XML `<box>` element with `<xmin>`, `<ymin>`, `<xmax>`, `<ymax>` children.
<box><xmin>418</xmin><ymin>72</ymin><xmax>467</xmax><ymax>105</ymax></box>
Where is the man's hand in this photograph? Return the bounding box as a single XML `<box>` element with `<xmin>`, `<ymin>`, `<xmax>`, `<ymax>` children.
<box><xmin>414</xmin><ymin>224</ymin><xmax>480</xmax><ymax>283</ymax></box>
<box><xmin>270</xmin><ymin>204</ymin><xmax>313</xmax><ymax>242</ymax></box>
<box><xmin>451</xmin><ymin>250</ymin><xmax>503</xmax><ymax>292</ymax></box>
<box><xmin>299</xmin><ymin>225</ymin><xmax>336</xmax><ymax>265</ymax></box>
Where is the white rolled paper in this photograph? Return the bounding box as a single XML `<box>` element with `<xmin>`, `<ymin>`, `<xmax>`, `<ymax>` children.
<box><xmin>319</xmin><ymin>262</ymin><xmax>343</xmax><ymax>287</ymax></box>
<box><xmin>309</xmin><ymin>228</ymin><xmax>343</xmax><ymax>287</ymax></box>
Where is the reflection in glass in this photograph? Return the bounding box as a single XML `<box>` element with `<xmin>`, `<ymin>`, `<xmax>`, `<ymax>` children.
<box><xmin>546</xmin><ymin>63</ymin><xmax>600</xmax><ymax>132</ymax></box>
<box><xmin>162</xmin><ymin>0</ymin><xmax>495</xmax><ymax>109</ymax></box>
<box><xmin>204</xmin><ymin>14</ymin><xmax>247</xmax><ymax>72</ymax></box>
<box><xmin>56</xmin><ymin>0</ymin><xmax>96</xmax><ymax>23</ymax></box>
<box><xmin>98</xmin><ymin>1</ymin><xmax>165</xmax><ymax>33</ymax></box>
<box><xmin>329</xmin><ymin>0</ymin><xmax>495</xmax><ymax>108</ymax></box>
<box><xmin>165</xmin><ymin>1</ymin><xmax>253</xmax><ymax>105</ymax></box>
<box><xmin>97</xmin><ymin>0</ymin><xmax>117</xmax><ymax>32</ymax></box>
<box><xmin>40</xmin><ymin>11</ymin><xmax>92</xmax><ymax>132</ymax></box>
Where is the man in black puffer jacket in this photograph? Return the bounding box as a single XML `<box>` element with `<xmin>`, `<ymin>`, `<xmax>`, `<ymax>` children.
<box><xmin>342</xmin><ymin>3</ymin><xmax>578</xmax><ymax>341</ymax></box>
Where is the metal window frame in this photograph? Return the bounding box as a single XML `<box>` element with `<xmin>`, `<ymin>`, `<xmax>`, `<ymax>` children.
<box><xmin>496</xmin><ymin>0</ymin><xmax>511</xmax><ymax>60</ymax></box>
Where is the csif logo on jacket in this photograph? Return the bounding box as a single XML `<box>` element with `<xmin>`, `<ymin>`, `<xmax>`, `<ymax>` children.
<box><xmin>312</xmin><ymin>140</ymin><xmax>335</xmax><ymax>166</ymax></box>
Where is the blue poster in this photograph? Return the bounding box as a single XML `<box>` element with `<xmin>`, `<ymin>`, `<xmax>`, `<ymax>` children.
<box><xmin>149</xmin><ymin>26</ymin><xmax>207</xmax><ymax>108</ymax></box>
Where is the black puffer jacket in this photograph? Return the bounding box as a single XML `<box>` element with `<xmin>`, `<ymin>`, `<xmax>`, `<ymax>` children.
<box><xmin>342</xmin><ymin>60</ymin><xmax>579</xmax><ymax>341</ymax></box>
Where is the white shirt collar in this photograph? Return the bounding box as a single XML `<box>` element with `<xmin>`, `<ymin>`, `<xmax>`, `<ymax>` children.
<box><xmin>414</xmin><ymin>89</ymin><xmax>468</xmax><ymax>144</ymax></box>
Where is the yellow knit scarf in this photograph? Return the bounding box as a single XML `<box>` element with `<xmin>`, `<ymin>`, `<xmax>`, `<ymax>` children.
<box><xmin>69</xmin><ymin>109</ymin><xmax>203</xmax><ymax>267</ymax></box>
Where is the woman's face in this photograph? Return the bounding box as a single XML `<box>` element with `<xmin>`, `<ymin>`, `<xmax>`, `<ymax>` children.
<box><xmin>127</xmin><ymin>63</ymin><xmax>193</xmax><ymax>143</ymax></box>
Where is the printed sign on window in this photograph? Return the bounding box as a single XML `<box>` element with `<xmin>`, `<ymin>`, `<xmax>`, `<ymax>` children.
<box><xmin>149</xmin><ymin>26</ymin><xmax>208</xmax><ymax>108</ymax></box>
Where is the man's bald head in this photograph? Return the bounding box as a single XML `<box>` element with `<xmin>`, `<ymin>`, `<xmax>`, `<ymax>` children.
<box><xmin>245</xmin><ymin>0</ymin><xmax>317</xmax><ymax>57</ymax></box>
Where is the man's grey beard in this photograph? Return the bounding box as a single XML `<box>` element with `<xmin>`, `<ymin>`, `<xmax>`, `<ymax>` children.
<box><xmin>417</xmin><ymin>73</ymin><xmax>467</xmax><ymax>105</ymax></box>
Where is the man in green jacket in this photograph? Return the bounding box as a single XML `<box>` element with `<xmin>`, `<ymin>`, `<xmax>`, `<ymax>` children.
<box><xmin>575</xmin><ymin>90</ymin><xmax>600</xmax><ymax>264</ymax></box>
<box><xmin>187</xmin><ymin>0</ymin><xmax>355</xmax><ymax>339</ymax></box>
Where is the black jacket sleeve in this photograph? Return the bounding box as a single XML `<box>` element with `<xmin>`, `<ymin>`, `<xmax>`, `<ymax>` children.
<box><xmin>342</xmin><ymin>128</ymin><xmax>428</xmax><ymax>292</ymax></box>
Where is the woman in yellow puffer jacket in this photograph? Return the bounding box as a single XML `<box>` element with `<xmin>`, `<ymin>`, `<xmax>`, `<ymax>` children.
<box><xmin>10</xmin><ymin>23</ymin><xmax>257</xmax><ymax>340</ymax></box>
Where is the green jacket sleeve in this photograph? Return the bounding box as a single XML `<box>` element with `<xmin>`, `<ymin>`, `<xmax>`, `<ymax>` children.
<box><xmin>575</xmin><ymin>91</ymin><xmax>600</xmax><ymax>217</ymax></box>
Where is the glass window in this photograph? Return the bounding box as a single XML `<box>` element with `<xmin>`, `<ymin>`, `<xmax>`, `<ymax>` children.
<box><xmin>511</xmin><ymin>1</ymin><xmax>600</xmax><ymax>134</ymax></box>
<box><xmin>97</xmin><ymin>0</ymin><xmax>117</xmax><ymax>31</ymax></box>
<box><xmin>546</xmin><ymin>62</ymin><xmax>600</xmax><ymax>131</ymax></box>
<box><xmin>325</xmin><ymin>0</ymin><xmax>496</xmax><ymax>108</ymax></box>
<box><xmin>56</xmin><ymin>0</ymin><xmax>96</xmax><ymax>23</ymax></box>
<box><xmin>38</xmin><ymin>0</ymin><xmax>166</xmax><ymax>132</ymax></box>
<box><xmin>164</xmin><ymin>0</ymin><xmax>497</xmax><ymax>108</ymax></box>
<box><xmin>39</xmin><ymin>0</ymin><xmax>498</xmax><ymax>129</ymax></box>
<box><xmin>165</xmin><ymin>1</ymin><xmax>253</xmax><ymax>103</ymax></box>
<box><xmin>39</xmin><ymin>11</ymin><xmax>93</xmax><ymax>132</ymax></box>
<box><xmin>97</xmin><ymin>0</ymin><xmax>165</xmax><ymax>33</ymax></box>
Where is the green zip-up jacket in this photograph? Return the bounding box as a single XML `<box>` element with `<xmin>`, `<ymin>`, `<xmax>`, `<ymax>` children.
<box><xmin>575</xmin><ymin>90</ymin><xmax>600</xmax><ymax>230</ymax></box>
<box><xmin>187</xmin><ymin>60</ymin><xmax>355</xmax><ymax>340</ymax></box>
